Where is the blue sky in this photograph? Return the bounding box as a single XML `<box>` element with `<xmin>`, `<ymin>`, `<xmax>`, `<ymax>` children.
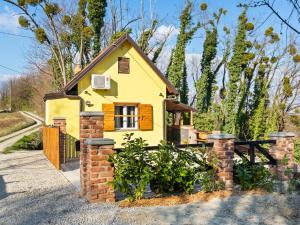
<box><xmin>0</xmin><ymin>0</ymin><xmax>298</xmax><ymax>85</ymax></box>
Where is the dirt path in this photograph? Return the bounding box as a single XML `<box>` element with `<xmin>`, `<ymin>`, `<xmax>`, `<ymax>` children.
<box><xmin>0</xmin><ymin>150</ymin><xmax>300</xmax><ymax>225</ymax></box>
<box><xmin>0</xmin><ymin>111</ymin><xmax>43</xmax><ymax>152</ymax></box>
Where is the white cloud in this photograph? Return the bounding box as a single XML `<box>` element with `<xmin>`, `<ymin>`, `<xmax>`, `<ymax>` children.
<box><xmin>0</xmin><ymin>6</ymin><xmax>20</xmax><ymax>33</ymax></box>
<box><xmin>153</xmin><ymin>25</ymin><xmax>179</xmax><ymax>41</ymax></box>
<box><xmin>0</xmin><ymin>74</ymin><xmax>20</xmax><ymax>87</ymax></box>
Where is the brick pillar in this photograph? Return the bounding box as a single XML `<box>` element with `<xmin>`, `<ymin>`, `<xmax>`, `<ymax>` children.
<box><xmin>85</xmin><ymin>138</ymin><xmax>115</xmax><ymax>203</ymax></box>
<box><xmin>208</xmin><ymin>133</ymin><xmax>235</xmax><ymax>191</ymax></box>
<box><xmin>53</xmin><ymin>117</ymin><xmax>66</xmax><ymax>164</ymax></box>
<box><xmin>270</xmin><ymin>132</ymin><xmax>295</xmax><ymax>186</ymax></box>
<box><xmin>80</xmin><ymin>112</ymin><xmax>104</xmax><ymax>196</ymax></box>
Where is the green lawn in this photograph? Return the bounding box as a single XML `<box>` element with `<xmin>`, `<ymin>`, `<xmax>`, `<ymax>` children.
<box><xmin>4</xmin><ymin>131</ymin><xmax>43</xmax><ymax>154</ymax></box>
<box><xmin>0</xmin><ymin>112</ymin><xmax>36</xmax><ymax>137</ymax></box>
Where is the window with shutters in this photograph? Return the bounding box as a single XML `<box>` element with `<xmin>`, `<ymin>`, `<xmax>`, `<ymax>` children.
<box><xmin>115</xmin><ymin>105</ymin><xmax>138</xmax><ymax>129</ymax></box>
<box><xmin>118</xmin><ymin>57</ymin><xmax>130</xmax><ymax>74</ymax></box>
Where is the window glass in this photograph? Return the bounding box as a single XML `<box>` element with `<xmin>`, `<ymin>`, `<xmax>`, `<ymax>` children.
<box><xmin>115</xmin><ymin>106</ymin><xmax>123</xmax><ymax>129</ymax></box>
<box><xmin>114</xmin><ymin>105</ymin><xmax>138</xmax><ymax>129</ymax></box>
<box><xmin>127</xmin><ymin>106</ymin><xmax>136</xmax><ymax>128</ymax></box>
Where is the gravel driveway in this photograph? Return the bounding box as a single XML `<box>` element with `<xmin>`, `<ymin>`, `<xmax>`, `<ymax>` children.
<box><xmin>0</xmin><ymin>150</ymin><xmax>300</xmax><ymax>225</ymax></box>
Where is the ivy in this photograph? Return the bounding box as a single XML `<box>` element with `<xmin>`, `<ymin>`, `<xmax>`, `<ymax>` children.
<box><xmin>223</xmin><ymin>10</ymin><xmax>249</xmax><ymax>134</ymax></box>
<box><xmin>87</xmin><ymin>0</ymin><xmax>107</xmax><ymax>56</ymax></box>
<box><xmin>196</xmin><ymin>28</ymin><xmax>218</xmax><ymax>113</ymax></box>
<box><xmin>166</xmin><ymin>1</ymin><xmax>201</xmax><ymax>102</ymax></box>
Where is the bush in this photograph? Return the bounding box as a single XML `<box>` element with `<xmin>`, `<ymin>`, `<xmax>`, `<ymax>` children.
<box><xmin>109</xmin><ymin>133</ymin><xmax>152</xmax><ymax>201</ymax></box>
<box><xmin>111</xmin><ymin>135</ymin><xmax>225</xmax><ymax>201</ymax></box>
<box><xmin>234</xmin><ymin>159</ymin><xmax>275</xmax><ymax>191</ymax></box>
<box><xmin>199</xmin><ymin>152</ymin><xmax>225</xmax><ymax>192</ymax></box>
<box><xmin>4</xmin><ymin>130</ymin><xmax>43</xmax><ymax>153</ymax></box>
<box><xmin>149</xmin><ymin>142</ymin><xmax>200</xmax><ymax>194</ymax></box>
<box><xmin>295</xmin><ymin>140</ymin><xmax>300</xmax><ymax>165</ymax></box>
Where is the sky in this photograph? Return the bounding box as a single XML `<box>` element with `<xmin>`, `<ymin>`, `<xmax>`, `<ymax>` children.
<box><xmin>0</xmin><ymin>0</ymin><xmax>298</xmax><ymax>87</ymax></box>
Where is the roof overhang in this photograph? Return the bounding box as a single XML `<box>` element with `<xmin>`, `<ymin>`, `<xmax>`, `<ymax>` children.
<box><xmin>166</xmin><ymin>99</ymin><xmax>196</xmax><ymax>113</ymax></box>
<box><xmin>64</xmin><ymin>34</ymin><xmax>178</xmax><ymax>95</ymax></box>
<box><xmin>43</xmin><ymin>92</ymin><xmax>82</xmax><ymax>102</ymax></box>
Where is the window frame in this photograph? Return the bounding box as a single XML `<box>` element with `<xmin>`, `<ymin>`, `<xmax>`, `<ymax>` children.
<box><xmin>114</xmin><ymin>103</ymin><xmax>139</xmax><ymax>130</ymax></box>
<box><xmin>118</xmin><ymin>57</ymin><xmax>130</xmax><ymax>74</ymax></box>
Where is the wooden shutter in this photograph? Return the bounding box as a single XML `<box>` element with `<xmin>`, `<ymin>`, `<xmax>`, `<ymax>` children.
<box><xmin>118</xmin><ymin>57</ymin><xmax>130</xmax><ymax>74</ymax></box>
<box><xmin>102</xmin><ymin>103</ymin><xmax>115</xmax><ymax>131</ymax></box>
<box><xmin>139</xmin><ymin>104</ymin><xmax>153</xmax><ymax>130</ymax></box>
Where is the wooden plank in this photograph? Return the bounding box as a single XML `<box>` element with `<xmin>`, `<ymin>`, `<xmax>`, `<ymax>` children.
<box><xmin>254</xmin><ymin>144</ymin><xmax>277</xmax><ymax>165</ymax></box>
<box><xmin>43</xmin><ymin>126</ymin><xmax>60</xmax><ymax>170</ymax></box>
<box><xmin>249</xmin><ymin>144</ymin><xmax>255</xmax><ymax>164</ymax></box>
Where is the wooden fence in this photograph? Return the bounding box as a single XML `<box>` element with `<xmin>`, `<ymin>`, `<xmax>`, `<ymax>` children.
<box><xmin>43</xmin><ymin>126</ymin><xmax>60</xmax><ymax>169</ymax></box>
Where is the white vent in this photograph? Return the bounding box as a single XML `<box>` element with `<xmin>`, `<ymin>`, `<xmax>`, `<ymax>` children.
<box><xmin>91</xmin><ymin>74</ymin><xmax>111</xmax><ymax>90</ymax></box>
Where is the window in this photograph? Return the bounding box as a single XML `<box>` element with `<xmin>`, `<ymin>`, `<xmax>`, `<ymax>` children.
<box><xmin>115</xmin><ymin>105</ymin><xmax>138</xmax><ymax>129</ymax></box>
<box><xmin>118</xmin><ymin>57</ymin><xmax>130</xmax><ymax>74</ymax></box>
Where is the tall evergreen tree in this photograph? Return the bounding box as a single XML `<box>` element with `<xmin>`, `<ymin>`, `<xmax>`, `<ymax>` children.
<box><xmin>166</xmin><ymin>1</ymin><xmax>200</xmax><ymax>102</ymax></box>
<box><xmin>223</xmin><ymin>10</ymin><xmax>249</xmax><ymax>134</ymax></box>
<box><xmin>181</xmin><ymin>61</ymin><xmax>189</xmax><ymax>104</ymax></box>
<box><xmin>196</xmin><ymin>28</ymin><xmax>217</xmax><ymax>113</ymax></box>
<box><xmin>87</xmin><ymin>0</ymin><xmax>107</xmax><ymax>57</ymax></box>
<box><xmin>249</xmin><ymin>63</ymin><xmax>268</xmax><ymax>139</ymax></box>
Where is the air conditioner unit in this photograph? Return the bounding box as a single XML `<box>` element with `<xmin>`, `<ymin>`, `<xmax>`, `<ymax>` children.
<box><xmin>91</xmin><ymin>74</ymin><xmax>111</xmax><ymax>90</ymax></box>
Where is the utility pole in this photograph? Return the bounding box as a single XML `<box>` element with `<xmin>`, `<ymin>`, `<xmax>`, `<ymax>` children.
<box><xmin>9</xmin><ymin>79</ymin><xmax>12</xmax><ymax>112</ymax></box>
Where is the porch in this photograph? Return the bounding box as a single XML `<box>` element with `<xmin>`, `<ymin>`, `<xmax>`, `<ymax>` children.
<box><xmin>165</xmin><ymin>99</ymin><xmax>197</xmax><ymax>144</ymax></box>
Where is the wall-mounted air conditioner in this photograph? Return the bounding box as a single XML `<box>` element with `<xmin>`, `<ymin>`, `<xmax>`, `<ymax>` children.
<box><xmin>91</xmin><ymin>74</ymin><xmax>111</xmax><ymax>90</ymax></box>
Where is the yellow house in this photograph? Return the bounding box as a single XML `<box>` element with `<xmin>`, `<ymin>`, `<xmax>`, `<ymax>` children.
<box><xmin>44</xmin><ymin>34</ymin><xmax>195</xmax><ymax>148</ymax></box>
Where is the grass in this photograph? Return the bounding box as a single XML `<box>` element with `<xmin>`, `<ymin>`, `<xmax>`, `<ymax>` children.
<box><xmin>4</xmin><ymin>131</ymin><xmax>43</xmax><ymax>154</ymax></box>
<box><xmin>0</xmin><ymin>112</ymin><xmax>36</xmax><ymax>137</ymax></box>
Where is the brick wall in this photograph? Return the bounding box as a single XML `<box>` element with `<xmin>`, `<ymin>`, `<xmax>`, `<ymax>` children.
<box><xmin>80</xmin><ymin>112</ymin><xmax>104</xmax><ymax>197</ymax></box>
<box><xmin>270</xmin><ymin>132</ymin><xmax>296</xmax><ymax>182</ymax></box>
<box><xmin>208</xmin><ymin>134</ymin><xmax>235</xmax><ymax>191</ymax></box>
<box><xmin>85</xmin><ymin>139</ymin><xmax>115</xmax><ymax>203</ymax></box>
<box><xmin>53</xmin><ymin>117</ymin><xmax>66</xmax><ymax>164</ymax></box>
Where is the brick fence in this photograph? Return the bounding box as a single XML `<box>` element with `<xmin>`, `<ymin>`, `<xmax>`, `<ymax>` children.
<box><xmin>208</xmin><ymin>134</ymin><xmax>235</xmax><ymax>191</ymax></box>
<box><xmin>79</xmin><ymin>112</ymin><xmax>115</xmax><ymax>202</ymax></box>
<box><xmin>208</xmin><ymin>132</ymin><xmax>296</xmax><ymax>192</ymax></box>
<box><xmin>78</xmin><ymin>112</ymin><xmax>296</xmax><ymax>202</ymax></box>
<box><xmin>53</xmin><ymin>117</ymin><xmax>66</xmax><ymax>164</ymax></box>
<box><xmin>270</xmin><ymin>132</ymin><xmax>296</xmax><ymax>191</ymax></box>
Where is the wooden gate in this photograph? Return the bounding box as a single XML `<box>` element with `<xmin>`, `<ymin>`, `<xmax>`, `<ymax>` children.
<box><xmin>43</xmin><ymin>126</ymin><xmax>61</xmax><ymax>169</ymax></box>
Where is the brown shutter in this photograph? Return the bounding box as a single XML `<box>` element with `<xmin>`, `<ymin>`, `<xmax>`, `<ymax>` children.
<box><xmin>139</xmin><ymin>104</ymin><xmax>153</xmax><ymax>130</ymax></box>
<box><xmin>118</xmin><ymin>57</ymin><xmax>130</xmax><ymax>74</ymax></box>
<box><xmin>102</xmin><ymin>103</ymin><xmax>115</xmax><ymax>131</ymax></box>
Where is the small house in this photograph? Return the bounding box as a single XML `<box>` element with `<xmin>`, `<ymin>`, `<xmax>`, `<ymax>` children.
<box><xmin>44</xmin><ymin>34</ymin><xmax>196</xmax><ymax>148</ymax></box>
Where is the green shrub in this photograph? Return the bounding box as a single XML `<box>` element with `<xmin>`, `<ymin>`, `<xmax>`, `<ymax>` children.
<box><xmin>234</xmin><ymin>159</ymin><xmax>275</xmax><ymax>191</ymax></box>
<box><xmin>199</xmin><ymin>152</ymin><xmax>225</xmax><ymax>192</ymax></box>
<box><xmin>4</xmin><ymin>130</ymin><xmax>43</xmax><ymax>153</ymax></box>
<box><xmin>149</xmin><ymin>142</ymin><xmax>200</xmax><ymax>194</ymax></box>
<box><xmin>109</xmin><ymin>133</ymin><xmax>152</xmax><ymax>201</ymax></box>
<box><xmin>295</xmin><ymin>140</ymin><xmax>300</xmax><ymax>165</ymax></box>
<box><xmin>111</xmin><ymin>135</ymin><xmax>225</xmax><ymax>201</ymax></box>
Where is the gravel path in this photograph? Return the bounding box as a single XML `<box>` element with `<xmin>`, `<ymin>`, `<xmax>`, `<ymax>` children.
<box><xmin>0</xmin><ymin>150</ymin><xmax>300</xmax><ymax>225</ymax></box>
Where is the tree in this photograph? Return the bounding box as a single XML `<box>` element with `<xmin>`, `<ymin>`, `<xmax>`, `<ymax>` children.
<box><xmin>181</xmin><ymin>61</ymin><xmax>189</xmax><ymax>104</ymax></box>
<box><xmin>196</xmin><ymin>28</ymin><xmax>217</xmax><ymax>113</ymax></box>
<box><xmin>241</xmin><ymin>0</ymin><xmax>300</xmax><ymax>35</ymax></box>
<box><xmin>195</xmin><ymin>8</ymin><xmax>226</xmax><ymax>113</ymax></box>
<box><xmin>4</xmin><ymin>0</ymin><xmax>94</xmax><ymax>88</ymax></box>
<box><xmin>223</xmin><ymin>10</ymin><xmax>250</xmax><ymax>134</ymax></box>
<box><xmin>166</xmin><ymin>1</ymin><xmax>201</xmax><ymax>102</ymax></box>
<box><xmin>87</xmin><ymin>0</ymin><xmax>107</xmax><ymax>57</ymax></box>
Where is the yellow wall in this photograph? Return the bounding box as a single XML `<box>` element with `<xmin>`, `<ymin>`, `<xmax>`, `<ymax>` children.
<box><xmin>78</xmin><ymin>41</ymin><xmax>167</xmax><ymax>147</ymax></box>
<box><xmin>45</xmin><ymin>98</ymin><xmax>81</xmax><ymax>139</ymax></box>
